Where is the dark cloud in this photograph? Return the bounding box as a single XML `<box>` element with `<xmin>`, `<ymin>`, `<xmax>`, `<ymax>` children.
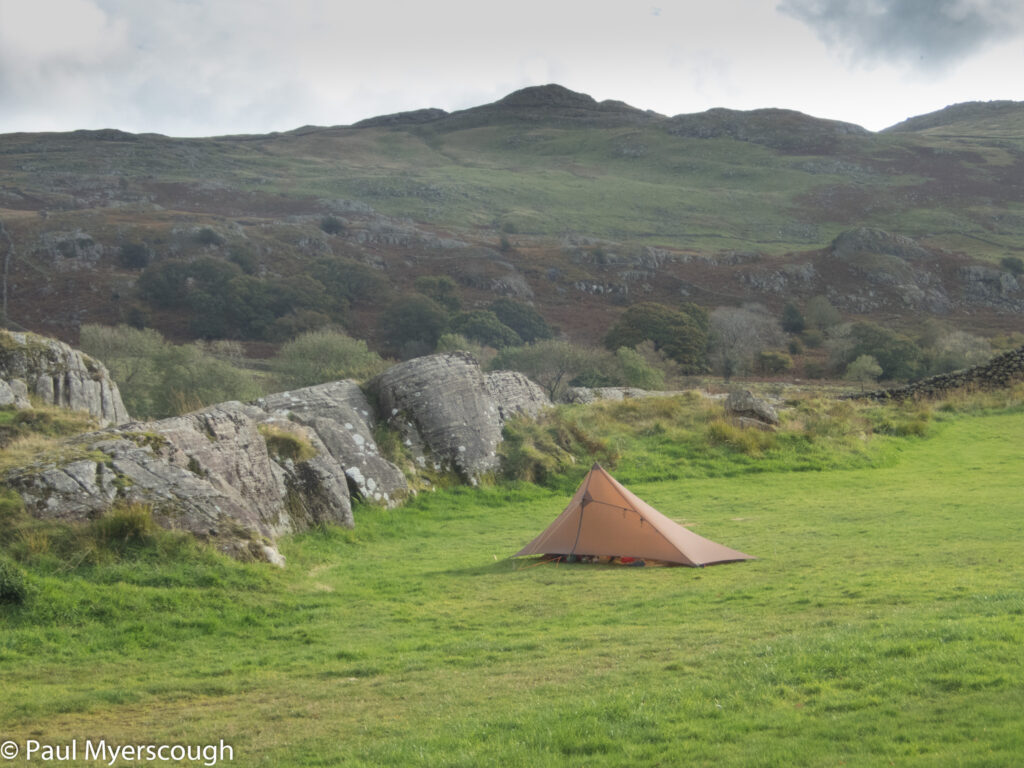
<box><xmin>779</xmin><ymin>0</ymin><xmax>1023</xmax><ymax>71</ymax></box>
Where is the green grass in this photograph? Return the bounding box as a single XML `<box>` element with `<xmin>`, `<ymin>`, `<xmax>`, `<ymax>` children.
<box><xmin>1</xmin><ymin>403</ymin><xmax>1023</xmax><ymax>765</ymax></box>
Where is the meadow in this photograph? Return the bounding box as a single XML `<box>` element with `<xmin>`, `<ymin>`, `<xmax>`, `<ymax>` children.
<box><xmin>1</xmin><ymin>396</ymin><xmax>1023</xmax><ymax>766</ymax></box>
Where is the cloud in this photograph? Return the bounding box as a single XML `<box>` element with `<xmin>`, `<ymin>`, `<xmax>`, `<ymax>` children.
<box><xmin>779</xmin><ymin>0</ymin><xmax>1024</xmax><ymax>72</ymax></box>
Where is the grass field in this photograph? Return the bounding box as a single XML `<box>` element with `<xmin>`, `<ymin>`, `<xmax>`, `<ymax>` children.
<box><xmin>2</xmin><ymin>403</ymin><xmax>1023</xmax><ymax>766</ymax></box>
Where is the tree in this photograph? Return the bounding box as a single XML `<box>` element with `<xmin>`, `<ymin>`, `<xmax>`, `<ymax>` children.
<box><xmin>320</xmin><ymin>215</ymin><xmax>346</xmax><ymax>235</ymax></box>
<box><xmin>804</xmin><ymin>295</ymin><xmax>841</xmax><ymax>331</ymax></box>
<box><xmin>273</xmin><ymin>329</ymin><xmax>386</xmax><ymax>388</ymax></box>
<box><xmin>614</xmin><ymin>346</ymin><xmax>665</xmax><ymax>390</ymax></box>
<box><xmin>828</xmin><ymin>322</ymin><xmax>922</xmax><ymax>382</ymax></box>
<box><xmin>492</xmin><ymin>341</ymin><xmax>600</xmax><ymax>400</ymax></box>
<box><xmin>845</xmin><ymin>354</ymin><xmax>882</xmax><ymax>392</ymax></box>
<box><xmin>489</xmin><ymin>298</ymin><xmax>553</xmax><ymax>343</ymax></box>
<box><xmin>118</xmin><ymin>242</ymin><xmax>151</xmax><ymax>270</ymax></box>
<box><xmin>448</xmin><ymin>310</ymin><xmax>521</xmax><ymax>349</ymax></box>
<box><xmin>78</xmin><ymin>324</ymin><xmax>265</xmax><ymax>418</ymax></box>
<box><xmin>603</xmin><ymin>302</ymin><xmax>709</xmax><ymax>372</ymax></box>
<box><xmin>708</xmin><ymin>305</ymin><xmax>786</xmax><ymax>379</ymax></box>
<box><xmin>847</xmin><ymin>322</ymin><xmax>922</xmax><ymax>381</ymax></box>
<box><xmin>379</xmin><ymin>295</ymin><xmax>449</xmax><ymax>358</ymax></box>
<box><xmin>413</xmin><ymin>275</ymin><xmax>461</xmax><ymax>312</ymax></box>
<box><xmin>781</xmin><ymin>302</ymin><xmax>805</xmax><ymax>333</ymax></box>
<box><xmin>1001</xmin><ymin>256</ymin><xmax>1024</xmax><ymax>276</ymax></box>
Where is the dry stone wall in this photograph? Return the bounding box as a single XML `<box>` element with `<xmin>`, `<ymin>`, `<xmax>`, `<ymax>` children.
<box><xmin>851</xmin><ymin>345</ymin><xmax>1024</xmax><ymax>401</ymax></box>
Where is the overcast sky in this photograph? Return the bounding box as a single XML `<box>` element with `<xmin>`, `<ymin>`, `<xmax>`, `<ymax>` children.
<box><xmin>1</xmin><ymin>0</ymin><xmax>1021</xmax><ymax>137</ymax></box>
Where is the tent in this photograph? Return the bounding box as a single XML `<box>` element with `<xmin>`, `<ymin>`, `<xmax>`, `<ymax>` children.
<box><xmin>515</xmin><ymin>463</ymin><xmax>754</xmax><ymax>567</ymax></box>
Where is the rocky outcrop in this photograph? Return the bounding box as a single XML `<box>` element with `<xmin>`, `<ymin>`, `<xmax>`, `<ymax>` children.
<box><xmin>851</xmin><ymin>345</ymin><xmax>1024</xmax><ymax>402</ymax></box>
<box><xmin>6</xmin><ymin>343</ymin><xmax>550</xmax><ymax>563</ymax></box>
<box><xmin>0</xmin><ymin>330</ymin><xmax>129</xmax><ymax>425</ymax></box>
<box><xmin>255</xmin><ymin>380</ymin><xmax>407</xmax><ymax>505</ymax></box>
<box><xmin>7</xmin><ymin>401</ymin><xmax>354</xmax><ymax>566</ymax></box>
<box><xmin>368</xmin><ymin>353</ymin><xmax>551</xmax><ymax>484</ymax></box>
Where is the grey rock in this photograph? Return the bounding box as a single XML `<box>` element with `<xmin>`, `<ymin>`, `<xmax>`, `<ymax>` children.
<box><xmin>368</xmin><ymin>353</ymin><xmax>544</xmax><ymax>484</ymax></box>
<box><xmin>0</xmin><ymin>330</ymin><xmax>129</xmax><ymax>425</ymax></box>
<box><xmin>7</xmin><ymin>400</ymin><xmax>355</xmax><ymax>566</ymax></box>
<box><xmin>255</xmin><ymin>380</ymin><xmax>408</xmax><ymax>505</ymax></box>
<box><xmin>564</xmin><ymin>386</ymin><xmax>688</xmax><ymax>404</ymax></box>
<box><xmin>0</xmin><ymin>379</ymin><xmax>29</xmax><ymax>408</ymax></box>
<box><xmin>726</xmin><ymin>390</ymin><xmax>780</xmax><ymax>426</ymax></box>
<box><xmin>484</xmin><ymin>371</ymin><xmax>550</xmax><ymax>422</ymax></box>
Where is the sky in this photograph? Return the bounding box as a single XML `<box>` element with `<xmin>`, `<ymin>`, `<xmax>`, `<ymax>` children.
<box><xmin>0</xmin><ymin>0</ymin><xmax>1022</xmax><ymax>137</ymax></box>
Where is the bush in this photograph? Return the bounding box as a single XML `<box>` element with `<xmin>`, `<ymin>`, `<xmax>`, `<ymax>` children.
<box><xmin>320</xmin><ymin>216</ymin><xmax>346</xmax><ymax>235</ymax></box>
<box><xmin>804</xmin><ymin>295</ymin><xmax>841</xmax><ymax>330</ymax></box>
<box><xmin>194</xmin><ymin>227</ymin><xmax>225</xmax><ymax>247</ymax></box>
<box><xmin>80</xmin><ymin>324</ymin><xmax>267</xmax><ymax>419</ymax></box>
<box><xmin>379</xmin><ymin>295</ymin><xmax>449</xmax><ymax>357</ymax></box>
<box><xmin>604</xmin><ymin>302</ymin><xmax>709</xmax><ymax>372</ymax></box>
<box><xmin>1001</xmin><ymin>256</ymin><xmax>1024</xmax><ymax>276</ymax></box>
<box><xmin>0</xmin><ymin>557</ymin><xmax>28</xmax><ymax>604</ymax></box>
<box><xmin>781</xmin><ymin>302</ymin><xmax>805</xmax><ymax>333</ymax></box>
<box><xmin>118</xmin><ymin>242</ymin><xmax>150</xmax><ymax>270</ymax></box>
<box><xmin>489</xmin><ymin>298</ymin><xmax>553</xmax><ymax>343</ymax></box>
<box><xmin>413</xmin><ymin>276</ymin><xmax>461</xmax><ymax>312</ymax></box>
<box><xmin>448</xmin><ymin>311</ymin><xmax>522</xmax><ymax>349</ymax></box>
<box><xmin>273</xmin><ymin>329</ymin><xmax>386</xmax><ymax>388</ymax></box>
<box><xmin>493</xmin><ymin>341</ymin><xmax>606</xmax><ymax>400</ymax></box>
<box><xmin>755</xmin><ymin>350</ymin><xmax>793</xmax><ymax>375</ymax></box>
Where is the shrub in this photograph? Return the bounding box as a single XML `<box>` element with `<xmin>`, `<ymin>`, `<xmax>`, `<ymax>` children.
<box><xmin>781</xmin><ymin>302</ymin><xmax>805</xmax><ymax>333</ymax></box>
<box><xmin>379</xmin><ymin>295</ymin><xmax>449</xmax><ymax>357</ymax></box>
<box><xmin>118</xmin><ymin>242</ymin><xmax>151</xmax><ymax>270</ymax></box>
<box><xmin>273</xmin><ymin>329</ymin><xmax>386</xmax><ymax>388</ymax></box>
<box><xmin>413</xmin><ymin>276</ymin><xmax>461</xmax><ymax>312</ymax></box>
<box><xmin>194</xmin><ymin>227</ymin><xmax>225</xmax><ymax>247</ymax></box>
<box><xmin>1001</xmin><ymin>256</ymin><xmax>1024</xmax><ymax>275</ymax></box>
<box><xmin>604</xmin><ymin>302</ymin><xmax>709</xmax><ymax>372</ymax></box>
<box><xmin>493</xmin><ymin>341</ymin><xmax>605</xmax><ymax>400</ymax></box>
<box><xmin>448</xmin><ymin>311</ymin><xmax>521</xmax><ymax>349</ymax></box>
<box><xmin>489</xmin><ymin>298</ymin><xmax>553</xmax><ymax>343</ymax></box>
<box><xmin>0</xmin><ymin>557</ymin><xmax>28</xmax><ymax>604</ymax></box>
<box><xmin>614</xmin><ymin>346</ymin><xmax>665</xmax><ymax>389</ymax></box>
<box><xmin>804</xmin><ymin>295</ymin><xmax>841</xmax><ymax>330</ymax></box>
<box><xmin>320</xmin><ymin>215</ymin><xmax>346</xmax><ymax>235</ymax></box>
<box><xmin>755</xmin><ymin>350</ymin><xmax>793</xmax><ymax>375</ymax></box>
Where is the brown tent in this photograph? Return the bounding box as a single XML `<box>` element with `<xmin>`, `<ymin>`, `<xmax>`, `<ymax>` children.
<box><xmin>515</xmin><ymin>463</ymin><xmax>754</xmax><ymax>567</ymax></box>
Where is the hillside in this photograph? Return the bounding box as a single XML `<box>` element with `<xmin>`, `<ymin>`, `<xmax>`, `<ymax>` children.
<box><xmin>0</xmin><ymin>85</ymin><xmax>1022</xmax><ymax>349</ymax></box>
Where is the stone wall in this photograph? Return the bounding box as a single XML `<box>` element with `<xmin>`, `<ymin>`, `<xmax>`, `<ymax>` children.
<box><xmin>850</xmin><ymin>345</ymin><xmax>1024</xmax><ymax>401</ymax></box>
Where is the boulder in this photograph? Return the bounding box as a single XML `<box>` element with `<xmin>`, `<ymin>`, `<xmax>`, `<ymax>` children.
<box><xmin>368</xmin><ymin>353</ymin><xmax>551</xmax><ymax>484</ymax></box>
<box><xmin>726</xmin><ymin>390</ymin><xmax>779</xmax><ymax>427</ymax></box>
<box><xmin>484</xmin><ymin>371</ymin><xmax>550</xmax><ymax>421</ymax></box>
<box><xmin>0</xmin><ymin>330</ymin><xmax>129</xmax><ymax>425</ymax></box>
